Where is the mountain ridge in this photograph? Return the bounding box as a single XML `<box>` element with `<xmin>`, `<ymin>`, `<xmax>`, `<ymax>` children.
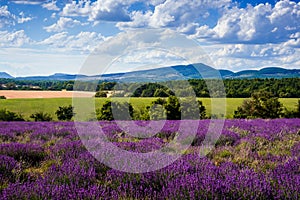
<box><xmin>1</xmin><ymin>64</ymin><xmax>299</xmax><ymax>81</ymax></box>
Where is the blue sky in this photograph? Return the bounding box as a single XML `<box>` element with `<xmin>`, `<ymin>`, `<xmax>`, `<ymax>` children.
<box><xmin>0</xmin><ymin>0</ymin><xmax>299</xmax><ymax>76</ymax></box>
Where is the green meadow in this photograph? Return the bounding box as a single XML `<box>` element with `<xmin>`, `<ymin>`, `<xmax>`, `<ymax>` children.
<box><xmin>0</xmin><ymin>98</ymin><xmax>298</xmax><ymax>120</ymax></box>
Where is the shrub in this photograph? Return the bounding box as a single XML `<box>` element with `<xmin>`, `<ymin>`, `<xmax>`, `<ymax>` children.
<box><xmin>181</xmin><ymin>97</ymin><xmax>206</xmax><ymax>119</ymax></box>
<box><xmin>0</xmin><ymin>95</ymin><xmax>6</xmax><ymax>99</ymax></box>
<box><xmin>55</xmin><ymin>105</ymin><xmax>74</xmax><ymax>121</ymax></box>
<box><xmin>0</xmin><ymin>109</ymin><xmax>24</xmax><ymax>121</ymax></box>
<box><xmin>30</xmin><ymin>112</ymin><xmax>52</xmax><ymax>121</ymax></box>
<box><xmin>148</xmin><ymin>96</ymin><xmax>207</xmax><ymax>120</ymax></box>
<box><xmin>234</xmin><ymin>91</ymin><xmax>284</xmax><ymax>119</ymax></box>
<box><xmin>95</xmin><ymin>91</ymin><xmax>107</xmax><ymax>98</ymax></box>
<box><xmin>96</xmin><ymin>100</ymin><xmax>134</xmax><ymax>121</ymax></box>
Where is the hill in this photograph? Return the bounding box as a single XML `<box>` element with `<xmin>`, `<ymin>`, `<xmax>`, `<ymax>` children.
<box><xmin>0</xmin><ymin>72</ymin><xmax>14</xmax><ymax>79</ymax></box>
<box><xmin>1</xmin><ymin>64</ymin><xmax>299</xmax><ymax>81</ymax></box>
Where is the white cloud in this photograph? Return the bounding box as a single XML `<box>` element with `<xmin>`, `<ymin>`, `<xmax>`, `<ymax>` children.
<box><xmin>61</xmin><ymin>0</ymin><xmax>138</xmax><ymax>22</ymax></box>
<box><xmin>116</xmin><ymin>0</ymin><xmax>300</xmax><ymax>46</ymax></box>
<box><xmin>43</xmin><ymin>17</ymin><xmax>82</xmax><ymax>32</ymax></box>
<box><xmin>61</xmin><ymin>0</ymin><xmax>92</xmax><ymax>17</ymax></box>
<box><xmin>89</xmin><ymin>0</ymin><xmax>134</xmax><ymax>22</ymax></box>
<box><xmin>196</xmin><ymin>0</ymin><xmax>300</xmax><ymax>44</ymax></box>
<box><xmin>42</xmin><ymin>1</ymin><xmax>60</xmax><ymax>11</ymax></box>
<box><xmin>17</xmin><ymin>16</ymin><xmax>33</xmax><ymax>23</ymax></box>
<box><xmin>205</xmin><ymin>42</ymin><xmax>299</xmax><ymax>71</ymax></box>
<box><xmin>39</xmin><ymin>31</ymin><xmax>106</xmax><ymax>52</ymax></box>
<box><xmin>117</xmin><ymin>0</ymin><xmax>231</xmax><ymax>29</ymax></box>
<box><xmin>0</xmin><ymin>6</ymin><xmax>33</xmax><ymax>27</ymax></box>
<box><xmin>18</xmin><ymin>12</ymin><xmax>33</xmax><ymax>23</ymax></box>
<box><xmin>51</xmin><ymin>13</ymin><xmax>57</xmax><ymax>18</ymax></box>
<box><xmin>284</xmin><ymin>32</ymin><xmax>300</xmax><ymax>47</ymax></box>
<box><xmin>0</xmin><ymin>30</ymin><xmax>31</xmax><ymax>47</ymax></box>
<box><xmin>0</xmin><ymin>6</ymin><xmax>16</xmax><ymax>28</ymax></box>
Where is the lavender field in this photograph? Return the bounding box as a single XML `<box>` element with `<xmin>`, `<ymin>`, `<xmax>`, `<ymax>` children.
<box><xmin>0</xmin><ymin>119</ymin><xmax>300</xmax><ymax>199</ymax></box>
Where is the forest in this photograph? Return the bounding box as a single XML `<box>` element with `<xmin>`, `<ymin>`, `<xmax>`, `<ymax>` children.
<box><xmin>1</xmin><ymin>78</ymin><xmax>300</xmax><ymax>98</ymax></box>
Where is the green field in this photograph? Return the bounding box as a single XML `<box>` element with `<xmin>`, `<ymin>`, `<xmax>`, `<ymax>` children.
<box><xmin>0</xmin><ymin>98</ymin><xmax>298</xmax><ymax>120</ymax></box>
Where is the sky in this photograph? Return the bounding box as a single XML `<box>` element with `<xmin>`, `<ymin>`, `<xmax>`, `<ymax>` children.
<box><xmin>0</xmin><ymin>0</ymin><xmax>299</xmax><ymax>76</ymax></box>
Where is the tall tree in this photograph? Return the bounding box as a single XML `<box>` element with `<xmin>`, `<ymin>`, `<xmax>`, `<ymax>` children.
<box><xmin>234</xmin><ymin>91</ymin><xmax>284</xmax><ymax>119</ymax></box>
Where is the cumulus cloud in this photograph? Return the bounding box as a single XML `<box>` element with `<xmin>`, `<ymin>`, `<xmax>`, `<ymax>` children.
<box><xmin>89</xmin><ymin>0</ymin><xmax>134</xmax><ymax>21</ymax></box>
<box><xmin>61</xmin><ymin>0</ymin><xmax>136</xmax><ymax>22</ymax></box>
<box><xmin>43</xmin><ymin>17</ymin><xmax>83</xmax><ymax>32</ymax></box>
<box><xmin>0</xmin><ymin>6</ymin><xmax>16</xmax><ymax>28</ymax></box>
<box><xmin>61</xmin><ymin>0</ymin><xmax>92</xmax><ymax>17</ymax></box>
<box><xmin>39</xmin><ymin>31</ymin><xmax>106</xmax><ymax>52</ymax></box>
<box><xmin>0</xmin><ymin>30</ymin><xmax>31</xmax><ymax>47</ymax></box>
<box><xmin>42</xmin><ymin>1</ymin><xmax>60</xmax><ymax>11</ymax></box>
<box><xmin>195</xmin><ymin>0</ymin><xmax>300</xmax><ymax>44</ymax></box>
<box><xmin>115</xmin><ymin>0</ymin><xmax>299</xmax><ymax>46</ymax></box>
<box><xmin>1</xmin><ymin>6</ymin><xmax>33</xmax><ymax>27</ymax></box>
<box><xmin>204</xmin><ymin>41</ymin><xmax>299</xmax><ymax>71</ymax></box>
<box><xmin>117</xmin><ymin>0</ymin><xmax>231</xmax><ymax>29</ymax></box>
<box><xmin>18</xmin><ymin>12</ymin><xmax>33</xmax><ymax>24</ymax></box>
<box><xmin>284</xmin><ymin>32</ymin><xmax>300</xmax><ymax>47</ymax></box>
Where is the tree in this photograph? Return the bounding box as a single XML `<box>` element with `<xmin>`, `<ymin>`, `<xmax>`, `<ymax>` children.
<box><xmin>96</xmin><ymin>100</ymin><xmax>134</xmax><ymax>121</ymax></box>
<box><xmin>234</xmin><ymin>91</ymin><xmax>284</xmax><ymax>119</ymax></box>
<box><xmin>148</xmin><ymin>98</ymin><xmax>167</xmax><ymax>120</ymax></box>
<box><xmin>165</xmin><ymin>96</ymin><xmax>181</xmax><ymax>120</ymax></box>
<box><xmin>153</xmin><ymin>88</ymin><xmax>170</xmax><ymax>97</ymax></box>
<box><xmin>0</xmin><ymin>109</ymin><xmax>24</xmax><ymax>121</ymax></box>
<box><xmin>95</xmin><ymin>91</ymin><xmax>107</xmax><ymax>98</ymax></box>
<box><xmin>181</xmin><ymin>97</ymin><xmax>206</xmax><ymax>119</ymax></box>
<box><xmin>30</xmin><ymin>112</ymin><xmax>52</xmax><ymax>121</ymax></box>
<box><xmin>99</xmin><ymin>82</ymin><xmax>116</xmax><ymax>90</ymax></box>
<box><xmin>55</xmin><ymin>105</ymin><xmax>74</xmax><ymax>121</ymax></box>
<box><xmin>148</xmin><ymin>96</ymin><xmax>207</xmax><ymax>120</ymax></box>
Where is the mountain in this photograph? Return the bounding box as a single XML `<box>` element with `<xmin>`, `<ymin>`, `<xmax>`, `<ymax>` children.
<box><xmin>95</xmin><ymin>63</ymin><xmax>220</xmax><ymax>82</ymax></box>
<box><xmin>224</xmin><ymin>67</ymin><xmax>300</xmax><ymax>79</ymax></box>
<box><xmin>92</xmin><ymin>64</ymin><xmax>300</xmax><ymax>81</ymax></box>
<box><xmin>1</xmin><ymin>65</ymin><xmax>299</xmax><ymax>82</ymax></box>
<box><xmin>15</xmin><ymin>73</ymin><xmax>88</xmax><ymax>81</ymax></box>
<box><xmin>0</xmin><ymin>72</ymin><xmax>14</xmax><ymax>79</ymax></box>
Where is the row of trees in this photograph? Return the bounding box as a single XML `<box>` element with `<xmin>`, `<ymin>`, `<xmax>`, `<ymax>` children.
<box><xmin>0</xmin><ymin>105</ymin><xmax>74</xmax><ymax>121</ymax></box>
<box><xmin>1</xmin><ymin>78</ymin><xmax>300</xmax><ymax>98</ymax></box>
<box><xmin>96</xmin><ymin>96</ymin><xmax>207</xmax><ymax>120</ymax></box>
<box><xmin>124</xmin><ymin>78</ymin><xmax>300</xmax><ymax>98</ymax></box>
<box><xmin>96</xmin><ymin>94</ymin><xmax>300</xmax><ymax>121</ymax></box>
<box><xmin>0</xmin><ymin>79</ymin><xmax>74</xmax><ymax>91</ymax></box>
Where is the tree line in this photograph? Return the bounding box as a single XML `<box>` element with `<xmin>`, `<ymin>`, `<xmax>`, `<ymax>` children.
<box><xmin>96</xmin><ymin>92</ymin><xmax>300</xmax><ymax>120</ymax></box>
<box><xmin>96</xmin><ymin>96</ymin><xmax>207</xmax><ymax>121</ymax></box>
<box><xmin>1</xmin><ymin>78</ymin><xmax>300</xmax><ymax>98</ymax></box>
<box><xmin>99</xmin><ymin>78</ymin><xmax>300</xmax><ymax>98</ymax></box>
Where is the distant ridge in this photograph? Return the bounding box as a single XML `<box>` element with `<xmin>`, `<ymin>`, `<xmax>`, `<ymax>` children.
<box><xmin>0</xmin><ymin>72</ymin><xmax>14</xmax><ymax>79</ymax></box>
<box><xmin>1</xmin><ymin>64</ymin><xmax>299</xmax><ymax>82</ymax></box>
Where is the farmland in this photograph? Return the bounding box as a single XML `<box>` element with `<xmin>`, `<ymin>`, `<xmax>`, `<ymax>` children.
<box><xmin>0</xmin><ymin>97</ymin><xmax>298</xmax><ymax>120</ymax></box>
<box><xmin>0</xmin><ymin>90</ymin><xmax>95</xmax><ymax>99</ymax></box>
<box><xmin>1</xmin><ymin>119</ymin><xmax>300</xmax><ymax>199</ymax></box>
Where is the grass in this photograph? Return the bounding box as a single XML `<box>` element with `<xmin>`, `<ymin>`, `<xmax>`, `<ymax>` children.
<box><xmin>0</xmin><ymin>98</ymin><xmax>298</xmax><ymax>120</ymax></box>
